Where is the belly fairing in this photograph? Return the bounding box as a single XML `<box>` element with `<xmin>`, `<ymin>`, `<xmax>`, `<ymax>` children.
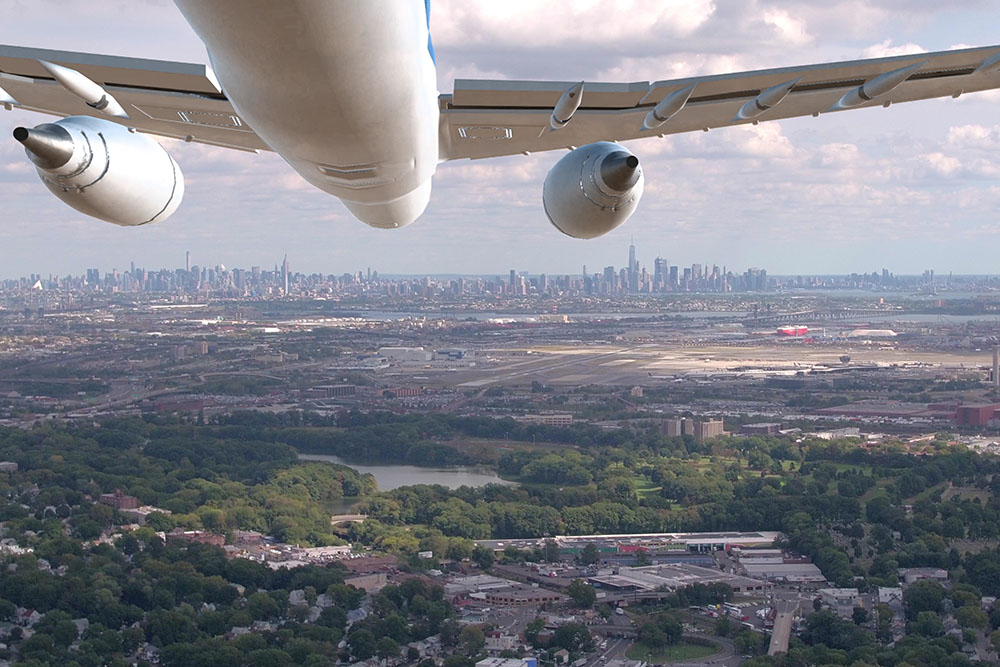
<box><xmin>174</xmin><ymin>0</ymin><xmax>439</xmax><ymax>227</ymax></box>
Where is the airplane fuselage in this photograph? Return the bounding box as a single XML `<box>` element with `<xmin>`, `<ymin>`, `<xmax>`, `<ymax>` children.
<box><xmin>173</xmin><ymin>0</ymin><xmax>439</xmax><ymax>228</ymax></box>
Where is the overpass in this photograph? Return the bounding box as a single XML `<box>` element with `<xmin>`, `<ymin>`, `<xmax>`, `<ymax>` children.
<box><xmin>767</xmin><ymin>600</ymin><xmax>798</xmax><ymax>656</ymax></box>
<box><xmin>744</xmin><ymin>309</ymin><xmax>897</xmax><ymax>326</ymax></box>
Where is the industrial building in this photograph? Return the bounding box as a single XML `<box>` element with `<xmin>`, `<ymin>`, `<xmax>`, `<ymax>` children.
<box><xmin>477</xmin><ymin>531</ymin><xmax>780</xmax><ymax>557</ymax></box>
<box><xmin>303</xmin><ymin>384</ymin><xmax>356</xmax><ymax>399</ymax></box>
<box><xmin>955</xmin><ymin>404</ymin><xmax>1000</xmax><ymax>427</ymax></box>
<box><xmin>741</xmin><ymin>423</ymin><xmax>783</xmax><ymax>435</ymax></box>
<box><xmin>590</xmin><ymin>563</ymin><xmax>768</xmax><ymax>595</ymax></box>
<box><xmin>732</xmin><ymin>548</ymin><xmax>825</xmax><ymax>582</ymax></box>
<box><xmin>377</xmin><ymin>346</ymin><xmax>433</xmax><ymax>363</ymax></box>
<box><xmin>739</xmin><ymin>562</ymin><xmax>824</xmax><ymax>582</ymax></box>
<box><xmin>518</xmin><ymin>413</ymin><xmax>573</xmax><ymax>427</ymax></box>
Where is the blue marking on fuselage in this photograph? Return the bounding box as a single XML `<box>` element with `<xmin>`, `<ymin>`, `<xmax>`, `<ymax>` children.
<box><xmin>425</xmin><ymin>0</ymin><xmax>436</xmax><ymax>64</ymax></box>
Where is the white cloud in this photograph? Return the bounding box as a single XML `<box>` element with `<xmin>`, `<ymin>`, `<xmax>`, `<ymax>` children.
<box><xmin>861</xmin><ymin>40</ymin><xmax>927</xmax><ymax>59</ymax></box>
<box><xmin>1</xmin><ymin>0</ymin><xmax>1000</xmax><ymax>274</ymax></box>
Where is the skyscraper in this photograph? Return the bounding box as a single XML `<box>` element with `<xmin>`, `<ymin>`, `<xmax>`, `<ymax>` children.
<box><xmin>185</xmin><ymin>251</ymin><xmax>190</xmax><ymax>273</ymax></box>
<box><xmin>628</xmin><ymin>240</ymin><xmax>638</xmax><ymax>293</ymax></box>
<box><xmin>282</xmin><ymin>254</ymin><xmax>289</xmax><ymax>295</ymax></box>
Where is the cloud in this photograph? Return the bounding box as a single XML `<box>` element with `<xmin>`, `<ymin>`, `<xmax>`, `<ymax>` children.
<box><xmin>861</xmin><ymin>40</ymin><xmax>927</xmax><ymax>58</ymax></box>
<box><xmin>1</xmin><ymin>0</ymin><xmax>1000</xmax><ymax>275</ymax></box>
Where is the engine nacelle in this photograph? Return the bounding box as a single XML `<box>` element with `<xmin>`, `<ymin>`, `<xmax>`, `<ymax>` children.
<box><xmin>542</xmin><ymin>141</ymin><xmax>644</xmax><ymax>239</ymax></box>
<box><xmin>13</xmin><ymin>116</ymin><xmax>183</xmax><ymax>226</ymax></box>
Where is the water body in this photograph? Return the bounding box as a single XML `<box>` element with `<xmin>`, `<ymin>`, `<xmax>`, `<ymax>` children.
<box><xmin>298</xmin><ymin>453</ymin><xmax>516</xmax><ymax>492</ymax></box>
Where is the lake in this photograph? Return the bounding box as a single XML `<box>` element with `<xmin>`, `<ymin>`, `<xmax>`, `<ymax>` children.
<box><xmin>298</xmin><ymin>453</ymin><xmax>516</xmax><ymax>492</ymax></box>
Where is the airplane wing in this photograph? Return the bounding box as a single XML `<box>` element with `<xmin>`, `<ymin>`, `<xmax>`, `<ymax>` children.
<box><xmin>0</xmin><ymin>44</ymin><xmax>268</xmax><ymax>152</ymax></box>
<box><xmin>439</xmin><ymin>45</ymin><xmax>1000</xmax><ymax>161</ymax></box>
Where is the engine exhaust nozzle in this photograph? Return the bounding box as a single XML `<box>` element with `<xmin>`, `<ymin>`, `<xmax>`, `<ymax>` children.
<box><xmin>14</xmin><ymin>123</ymin><xmax>74</xmax><ymax>170</ymax></box>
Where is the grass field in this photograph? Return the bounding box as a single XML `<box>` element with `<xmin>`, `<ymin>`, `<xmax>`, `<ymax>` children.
<box><xmin>634</xmin><ymin>475</ymin><xmax>662</xmax><ymax>498</ymax></box>
<box><xmin>626</xmin><ymin>640</ymin><xmax>720</xmax><ymax>663</ymax></box>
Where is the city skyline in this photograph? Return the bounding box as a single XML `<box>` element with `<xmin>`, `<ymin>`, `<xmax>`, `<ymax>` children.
<box><xmin>3</xmin><ymin>2</ymin><xmax>1000</xmax><ymax>276</ymax></box>
<box><xmin>0</xmin><ymin>242</ymin><xmax>979</xmax><ymax>296</ymax></box>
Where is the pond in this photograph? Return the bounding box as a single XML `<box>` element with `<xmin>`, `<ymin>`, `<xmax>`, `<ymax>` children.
<box><xmin>298</xmin><ymin>453</ymin><xmax>516</xmax><ymax>494</ymax></box>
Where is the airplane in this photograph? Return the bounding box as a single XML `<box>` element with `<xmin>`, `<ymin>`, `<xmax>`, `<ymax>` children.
<box><xmin>2</xmin><ymin>2</ymin><xmax>1000</xmax><ymax>239</ymax></box>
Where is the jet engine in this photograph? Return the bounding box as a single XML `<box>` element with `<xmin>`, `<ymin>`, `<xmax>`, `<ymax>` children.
<box><xmin>542</xmin><ymin>141</ymin><xmax>643</xmax><ymax>239</ymax></box>
<box><xmin>13</xmin><ymin>116</ymin><xmax>183</xmax><ymax>226</ymax></box>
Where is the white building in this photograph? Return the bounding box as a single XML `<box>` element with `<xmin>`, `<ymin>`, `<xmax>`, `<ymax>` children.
<box><xmin>378</xmin><ymin>347</ymin><xmax>432</xmax><ymax>363</ymax></box>
<box><xmin>485</xmin><ymin>634</ymin><xmax>519</xmax><ymax>652</ymax></box>
<box><xmin>878</xmin><ymin>587</ymin><xmax>904</xmax><ymax>608</ymax></box>
<box><xmin>819</xmin><ymin>588</ymin><xmax>860</xmax><ymax>608</ymax></box>
<box><xmin>476</xmin><ymin>659</ymin><xmax>538</xmax><ymax>667</ymax></box>
<box><xmin>899</xmin><ymin>568</ymin><xmax>948</xmax><ymax>585</ymax></box>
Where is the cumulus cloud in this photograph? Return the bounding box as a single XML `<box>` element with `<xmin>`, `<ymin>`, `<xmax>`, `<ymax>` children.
<box><xmin>861</xmin><ymin>40</ymin><xmax>927</xmax><ymax>58</ymax></box>
<box><xmin>1</xmin><ymin>0</ymin><xmax>999</xmax><ymax>274</ymax></box>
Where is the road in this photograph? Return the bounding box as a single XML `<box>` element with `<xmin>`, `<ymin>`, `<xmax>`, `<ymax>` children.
<box><xmin>585</xmin><ymin>636</ymin><xmax>630</xmax><ymax>666</ymax></box>
<box><xmin>767</xmin><ymin>600</ymin><xmax>798</xmax><ymax>656</ymax></box>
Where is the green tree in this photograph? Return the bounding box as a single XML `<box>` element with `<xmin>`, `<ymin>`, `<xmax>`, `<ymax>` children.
<box><xmin>348</xmin><ymin>629</ymin><xmax>377</xmax><ymax>660</ymax></box>
<box><xmin>957</xmin><ymin>605</ymin><xmax>988</xmax><ymax>630</ymax></box>
<box><xmin>736</xmin><ymin>630</ymin><xmax>759</xmax><ymax>655</ymax></box>
<box><xmin>566</xmin><ymin>579</ymin><xmax>597</xmax><ymax>608</ymax></box>
<box><xmin>903</xmin><ymin>580</ymin><xmax>946</xmax><ymax>620</ymax></box>
<box><xmin>471</xmin><ymin>545</ymin><xmax>494</xmax><ymax>569</ymax></box>
<box><xmin>376</xmin><ymin>637</ymin><xmax>400</xmax><ymax>660</ymax></box>
<box><xmin>459</xmin><ymin>626</ymin><xmax>485</xmax><ymax>656</ymax></box>
<box><xmin>525</xmin><ymin>617</ymin><xmax>546</xmax><ymax>647</ymax></box>
<box><xmin>910</xmin><ymin>610</ymin><xmax>944</xmax><ymax>637</ymax></box>
<box><xmin>579</xmin><ymin>543</ymin><xmax>599</xmax><ymax>565</ymax></box>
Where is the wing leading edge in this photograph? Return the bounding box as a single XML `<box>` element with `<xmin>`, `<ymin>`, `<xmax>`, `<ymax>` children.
<box><xmin>0</xmin><ymin>44</ymin><xmax>268</xmax><ymax>152</ymax></box>
<box><xmin>439</xmin><ymin>45</ymin><xmax>1000</xmax><ymax>161</ymax></box>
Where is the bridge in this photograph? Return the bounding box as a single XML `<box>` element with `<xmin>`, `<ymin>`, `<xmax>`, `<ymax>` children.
<box><xmin>330</xmin><ymin>514</ymin><xmax>368</xmax><ymax>524</ymax></box>
<box><xmin>767</xmin><ymin>600</ymin><xmax>798</xmax><ymax>656</ymax></box>
<box><xmin>744</xmin><ymin>309</ymin><xmax>897</xmax><ymax>326</ymax></box>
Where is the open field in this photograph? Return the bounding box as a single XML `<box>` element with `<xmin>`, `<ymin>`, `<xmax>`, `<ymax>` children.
<box><xmin>626</xmin><ymin>640</ymin><xmax>720</xmax><ymax>663</ymax></box>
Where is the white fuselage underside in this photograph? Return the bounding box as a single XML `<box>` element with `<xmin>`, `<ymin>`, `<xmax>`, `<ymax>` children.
<box><xmin>173</xmin><ymin>0</ymin><xmax>439</xmax><ymax>228</ymax></box>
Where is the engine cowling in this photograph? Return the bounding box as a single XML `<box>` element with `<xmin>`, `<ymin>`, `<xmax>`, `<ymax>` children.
<box><xmin>542</xmin><ymin>141</ymin><xmax>643</xmax><ymax>239</ymax></box>
<box><xmin>13</xmin><ymin>115</ymin><xmax>183</xmax><ymax>226</ymax></box>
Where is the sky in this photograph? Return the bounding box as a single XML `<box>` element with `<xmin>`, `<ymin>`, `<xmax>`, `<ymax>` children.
<box><xmin>2</xmin><ymin>0</ymin><xmax>1000</xmax><ymax>278</ymax></box>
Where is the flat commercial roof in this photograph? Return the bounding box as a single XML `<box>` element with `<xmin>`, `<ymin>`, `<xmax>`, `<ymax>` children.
<box><xmin>742</xmin><ymin>563</ymin><xmax>824</xmax><ymax>581</ymax></box>
<box><xmin>477</xmin><ymin>531</ymin><xmax>781</xmax><ymax>550</ymax></box>
<box><xmin>590</xmin><ymin>563</ymin><xmax>766</xmax><ymax>592</ymax></box>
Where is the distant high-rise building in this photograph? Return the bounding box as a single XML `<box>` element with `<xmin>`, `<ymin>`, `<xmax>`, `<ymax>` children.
<box><xmin>662</xmin><ymin>419</ymin><xmax>683</xmax><ymax>437</ymax></box>
<box><xmin>653</xmin><ymin>257</ymin><xmax>666</xmax><ymax>292</ymax></box>
<box><xmin>282</xmin><ymin>254</ymin><xmax>289</xmax><ymax>295</ymax></box>
<box><xmin>694</xmin><ymin>419</ymin><xmax>725</xmax><ymax>442</ymax></box>
<box><xmin>185</xmin><ymin>251</ymin><xmax>190</xmax><ymax>273</ymax></box>
<box><xmin>628</xmin><ymin>240</ymin><xmax>638</xmax><ymax>293</ymax></box>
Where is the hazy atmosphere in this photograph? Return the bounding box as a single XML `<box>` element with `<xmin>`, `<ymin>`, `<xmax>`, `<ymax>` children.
<box><xmin>2</xmin><ymin>0</ymin><xmax>1000</xmax><ymax>277</ymax></box>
